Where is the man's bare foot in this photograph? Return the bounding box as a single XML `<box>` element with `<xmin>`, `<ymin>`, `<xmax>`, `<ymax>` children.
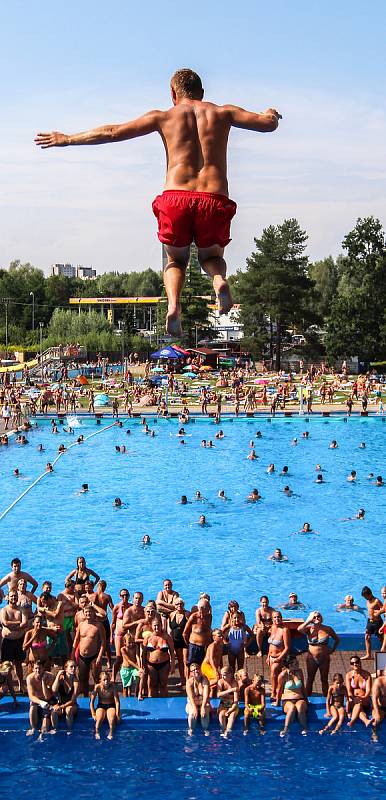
<box><xmin>166</xmin><ymin>305</ymin><xmax>182</xmax><ymax>337</ymax></box>
<box><xmin>95</xmin><ymin>731</ymin><xmax>101</xmax><ymax>740</ymax></box>
<box><xmin>361</xmin><ymin>655</ymin><xmax>371</xmax><ymax>661</ymax></box>
<box><xmin>213</xmin><ymin>278</ymin><xmax>233</xmax><ymax>315</ymax></box>
<box><xmin>26</xmin><ymin>728</ymin><xmax>35</xmax><ymax>737</ymax></box>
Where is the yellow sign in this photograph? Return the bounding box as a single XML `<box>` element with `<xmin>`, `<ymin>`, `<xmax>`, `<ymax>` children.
<box><xmin>69</xmin><ymin>297</ymin><xmax>164</xmax><ymax>305</ymax></box>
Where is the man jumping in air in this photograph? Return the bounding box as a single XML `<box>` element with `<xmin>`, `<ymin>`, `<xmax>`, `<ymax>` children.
<box><xmin>35</xmin><ymin>69</ymin><xmax>281</xmax><ymax>336</ymax></box>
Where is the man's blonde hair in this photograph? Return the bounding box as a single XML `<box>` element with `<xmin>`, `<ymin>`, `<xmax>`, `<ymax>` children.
<box><xmin>171</xmin><ymin>68</ymin><xmax>203</xmax><ymax>99</ymax></box>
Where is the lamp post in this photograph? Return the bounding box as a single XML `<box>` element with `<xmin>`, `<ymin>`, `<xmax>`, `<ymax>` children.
<box><xmin>121</xmin><ymin>320</ymin><xmax>125</xmax><ymax>375</ymax></box>
<box><xmin>39</xmin><ymin>322</ymin><xmax>44</xmax><ymax>382</ymax></box>
<box><xmin>29</xmin><ymin>291</ymin><xmax>35</xmax><ymax>332</ymax></box>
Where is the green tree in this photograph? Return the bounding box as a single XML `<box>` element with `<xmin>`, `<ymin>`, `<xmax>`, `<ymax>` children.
<box><xmin>325</xmin><ymin>217</ymin><xmax>386</xmax><ymax>361</ymax></box>
<box><xmin>238</xmin><ymin>219</ymin><xmax>315</xmax><ymax>368</ymax></box>
<box><xmin>308</xmin><ymin>256</ymin><xmax>339</xmax><ymax>319</ymax></box>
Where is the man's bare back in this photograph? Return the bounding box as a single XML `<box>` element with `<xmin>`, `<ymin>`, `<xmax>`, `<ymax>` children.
<box><xmin>35</xmin><ymin>68</ymin><xmax>281</xmax><ymax>336</ymax></box>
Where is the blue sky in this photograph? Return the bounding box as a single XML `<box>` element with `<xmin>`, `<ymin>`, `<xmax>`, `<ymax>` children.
<box><xmin>1</xmin><ymin>1</ymin><xmax>385</xmax><ymax>275</ymax></box>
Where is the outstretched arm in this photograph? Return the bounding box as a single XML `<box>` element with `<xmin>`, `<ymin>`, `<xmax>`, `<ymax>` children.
<box><xmin>225</xmin><ymin>105</ymin><xmax>282</xmax><ymax>132</ymax></box>
<box><xmin>35</xmin><ymin>109</ymin><xmax>161</xmax><ymax>148</ymax></box>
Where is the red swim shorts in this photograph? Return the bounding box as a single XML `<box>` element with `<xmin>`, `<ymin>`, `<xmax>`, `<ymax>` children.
<box><xmin>152</xmin><ymin>190</ymin><xmax>237</xmax><ymax>249</ymax></box>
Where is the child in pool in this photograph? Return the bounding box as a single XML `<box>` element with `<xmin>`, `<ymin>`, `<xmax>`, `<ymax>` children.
<box><xmin>319</xmin><ymin>673</ymin><xmax>349</xmax><ymax>735</ymax></box>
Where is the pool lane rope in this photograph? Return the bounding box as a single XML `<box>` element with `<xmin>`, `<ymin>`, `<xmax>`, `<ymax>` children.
<box><xmin>0</xmin><ymin>421</ymin><xmax>119</xmax><ymax>522</ymax></box>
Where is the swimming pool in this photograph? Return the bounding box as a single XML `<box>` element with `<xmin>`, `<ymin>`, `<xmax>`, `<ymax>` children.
<box><xmin>1</xmin><ymin>415</ymin><xmax>385</xmax><ymax>633</ymax></box>
<box><xmin>0</xmin><ymin>723</ymin><xmax>384</xmax><ymax>800</ymax></box>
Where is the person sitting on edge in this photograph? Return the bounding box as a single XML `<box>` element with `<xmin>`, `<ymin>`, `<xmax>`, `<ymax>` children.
<box><xmin>35</xmin><ymin>68</ymin><xmax>281</xmax><ymax>336</ymax></box>
<box><xmin>244</xmin><ymin>673</ymin><xmax>266</xmax><ymax>735</ymax></box>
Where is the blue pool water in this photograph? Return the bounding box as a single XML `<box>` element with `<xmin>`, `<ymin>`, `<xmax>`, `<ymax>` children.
<box><xmin>0</xmin><ymin>724</ymin><xmax>385</xmax><ymax>800</ymax></box>
<box><xmin>1</xmin><ymin>415</ymin><xmax>385</xmax><ymax>632</ymax></box>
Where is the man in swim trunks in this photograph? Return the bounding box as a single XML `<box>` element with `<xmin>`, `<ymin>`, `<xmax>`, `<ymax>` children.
<box><xmin>71</xmin><ymin>606</ymin><xmax>106</xmax><ymax>695</ymax></box>
<box><xmin>361</xmin><ymin>586</ymin><xmax>383</xmax><ymax>660</ymax></box>
<box><xmin>0</xmin><ymin>558</ymin><xmax>38</xmax><ymax>594</ymax></box>
<box><xmin>184</xmin><ymin>599</ymin><xmax>212</xmax><ymax>666</ymax></box>
<box><xmin>0</xmin><ymin>588</ymin><xmax>29</xmax><ymax>693</ymax></box>
<box><xmin>35</xmin><ymin>69</ymin><xmax>281</xmax><ymax>336</ymax></box>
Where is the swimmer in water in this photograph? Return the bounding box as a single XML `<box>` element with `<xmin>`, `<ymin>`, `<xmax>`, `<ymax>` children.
<box><xmin>58</xmin><ymin>443</ymin><xmax>66</xmax><ymax>453</ymax></box>
<box><xmin>347</xmin><ymin>470</ymin><xmax>357</xmax><ymax>482</ymax></box>
<box><xmin>280</xmin><ymin>466</ymin><xmax>289</xmax><ymax>476</ymax></box>
<box><xmin>329</xmin><ymin>440</ymin><xmax>338</xmax><ymax>449</ymax></box>
<box><xmin>247</xmin><ymin>449</ymin><xmax>257</xmax><ymax>461</ymax></box>
<box><xmin>256</xmin><ymin>431</ymin><xmax>262</xmax><ymax>438</ymax></box>
<box><xmin>247</xmin><ymin>488</ymin><xmax>261</xmax><ymax>502</ymax></box>
<box><xmin>280</xmin><ymin>592</ymin><xmax>306</xmax><ymax>611</ymax></box>
<box><xmin>315</xmin><ymin>474</ymin><xmax>324</xmax><ymax>484</ymax></box>
<box><xmin>142</xmin><ymin>535</ymin><xmax>151</xmax><ymax>546</ymax></box>
<box><xmin>294</xmin><ymin>522</ymin><xmax>320</xmax><ymax>535</ymax></box>
<box><xmin>46</xmin><ymin>463</ymin><xmax>53</xmax><ymax>472</ymax></box>
<box><xmin>179</xmin><ymin>439</ymin><xmax>186</xmax><ymax>445</ymax></box>
<box><xmin>195</xmin><ymin>491</ymin><xmax>207</xmax><ymax>501</ymax></box>
<box><xmin>267</xmin><ymin>463</ymin><xmax>275</xmax><ymax>473</ymax></box>
<box><xmin>13</xmin><ymin>469</ymin><xmax>21</xmax><ymax>477</ymax></box>
<box><xmin>201</xmin><ymin>440</ymin><xmax>207</xmax><ymax>448</ymax></box>
<box><xmin>375</xmin><ymin>475</ymin><xmax>384</xmax><ymax>486</ymax></box>
<box><xmin>114</xmin><ymin>498</ymin><xmax>122</xmax><ymax>508</ymax></box>
<box><xmin>207</xmin><ymin>440</ymin><xmax>214</xmax><ymax>448</ymax></box>
<box><xmin>218</xmin><ymin>489</ymin><xmax>229</xmax><ymax>501</ymax></box>
<box><xmin>283</xmin><ymin>486</ymin><xmax>295</xmax><ymax>497</ymax></box>
<box><xmin>37</xmin><ymin>444</ymin><xmax>45</xmax><ymax>452</ymax></box>
<box><xmin>315</xmin><ymin>464</ymin><xmax>322</xmax><ymax>471</ymax></box>
<box><xmin>197</xmin><ymin>514</ymin><xmax>210</xmax><ymax>527</ymax></box>
<box><xmin>291</xmin><ymin>438</ymin><xmax>298</xmax><ymax>446</ymax></box>
<box><xmin>179</xmin><ymin>495</ymin><xmax>190</xmax><ymax>505</ymax></box>
<box><xmin>303</xmin><ymin>431</ymin><xmax>309</xmax><ymax>439</ymax></box>
<box><xmin>341</xmin><ymin>508</ymin><xmax>365</xmax><ymax>522</ymax></box>
<box><xmin>359</xmin><ymin>442</ymin><xmax>366</xmax><ymax>449</ymax></box>
<box><xmin>268</xmin><ymin>548</ymin><xmax>288</xmax><ymax>562</ymax></box>
<box><xmin>336</xmin><ymin>595</ymin><xmax>363</xmax><ymax>613</ymax></box>
<box><xmin>77</xmin><ymin>484</ymin><xmax>89</xmax><ymax>494</ymax></box>
<box><xmin>215</xmin><ymin>430</ymin><xmax>224</xmax><ymax>439</ymax></box>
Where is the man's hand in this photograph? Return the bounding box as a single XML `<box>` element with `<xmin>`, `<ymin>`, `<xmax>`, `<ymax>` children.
<box><xmin>265</xmin><ymin>108</ymin><xmax>282</xmax><ymax>121</ymax></box>
<box><xmin>35</xmin><ymin>131</ymin><xmax>69</xmax><ymax>148</ymax></box>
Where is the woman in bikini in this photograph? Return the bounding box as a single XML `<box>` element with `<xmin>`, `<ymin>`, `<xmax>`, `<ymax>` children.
<box><xmin>23</xmin><ymin>615</ymin><xmax>55</xmax><ymax>669</ymax></box>
<box><xmin>298</xmin><ymin>611</ymin><xmax>340</xmax><ymax>696</ymax></box>
<box><xmin>111</xmin><ymin>588</ymin><xmax>130</xmax><ymax>681</ymax></box>
<box><xmin>185</xmin><ymin>663</ymin><xmax>211</xmax><ymax>735</ymax></box>
<box><xmin>319</xmin><ymin>673</ymin><xmax>349</xmax><ymax>735</ymax></box>
<box><xmin>66</xmin><ymin>556</ymin><xmax>100</xmax><ymax>596</ymax></box>
<box><xmin>135</xmin><ymin>602</ymin><xmax>159</xmax><ymax>699</ymax></box>
<box><xmin>345</xmin><ymin>656</ymin><xmax>372</xmax><ymax>728</ymax></box>
<box><xmin>51</xmin><ymin>659</ymin><xmax>79</xmax><ymax>733</ymax></box>
<box><xmin>90</xmin><ymin>670</ymin><xmax>120</xmax><ymax>740</ymax></box>
<box><xmin>266</xmin><ymin>610</ymin><xmax>290</xmax><ymax>701</ymax></box>
<box><xmin>255</xmin><ymin>596</ymin><xmax>275</xmax><ymax>656</ymax></box>
<box><xmin>145</xmin><ymin>617</ymin><xmax>175</xmax><ymax>697</ymax></box>
<box><xmin>275</xmin><ymin>654</ymin><xmax>308</xmax><ymax>737</ymax></box>
<box><xmin>169</xmin><ymin>597</ymin><xmax>189</xmax><ymax>688</ymax></box>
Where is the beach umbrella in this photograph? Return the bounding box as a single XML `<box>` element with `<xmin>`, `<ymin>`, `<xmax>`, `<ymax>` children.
<box><xmin>183</xmin><ymin>372</ymin><xmax>199</xmax><ymax>379</ymax></box>
<box><xmin>151</xmin><ymin>366</ymin><xmax>165</xmax><ymax>373</ymax></box>
<box><xmin>94</xmin><ymin>393</ymin><xmax>110</xmax><ymax>406</ymax></box>
<box><xmin>77</xmin><ymin>375</ymin><xmax>88</xmax><ymax>385</ymax></box>
<box><xmin>151</xmin><ymin>345</ymin><xmax>185</xmax><ymax>359</ymax></box>
<box><xmin>199</xmin><ymin>365</ymin><xmax>213</xmax><ymax>371</ymax></box>
<box><xmin>50</xmin><ymin>382</ymin><xmax>60</xmax><ymax>390</ymax></box>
